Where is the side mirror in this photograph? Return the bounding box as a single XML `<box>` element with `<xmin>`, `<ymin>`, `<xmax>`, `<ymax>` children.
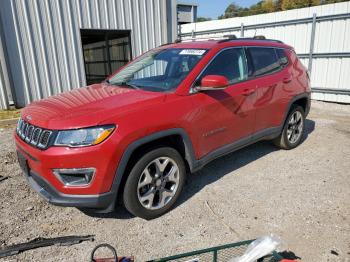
<box><xmin>197</xmin><ymin>75</ymin><xmax>229</xmax><ymax>91</ymax></box>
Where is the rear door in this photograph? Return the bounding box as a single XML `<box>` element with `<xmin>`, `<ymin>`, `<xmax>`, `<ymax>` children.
<box><xmin>190</xmin><ymin>47</ymin><xmax>256</xmax><ymax>158</ymax></box>
<box><xmin>246</xmin><ymin>47</ymin><xmax>286</xmax><ymax>133</ymax></box>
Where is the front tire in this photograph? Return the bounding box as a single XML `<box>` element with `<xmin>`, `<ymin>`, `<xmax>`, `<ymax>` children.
<box><xmin>273</xmin><ymin>105</ymin><xmax>305</xmax><ymax>150</ymax></box>
<box><xmin>123</xmin><ymin>147</ymin><xmax>186</xmax><ymax>220</ymax></box>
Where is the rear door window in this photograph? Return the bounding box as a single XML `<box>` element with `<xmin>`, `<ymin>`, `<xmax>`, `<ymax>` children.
<box><xmin>200</xmin><ymin>48</ymin><xmax>248</xmax><ymax>84</ymax></box>
<box><xmin>247</xmin><ymin>47</ymin><xmax>280</xmax><ymax>76</ymax></box>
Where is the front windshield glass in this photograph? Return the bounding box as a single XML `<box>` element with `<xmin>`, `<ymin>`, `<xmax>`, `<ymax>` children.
<box><xmin>108</xmin><ymin>48</ymin><xmax>207</xmax><ymax>92</ymax></box>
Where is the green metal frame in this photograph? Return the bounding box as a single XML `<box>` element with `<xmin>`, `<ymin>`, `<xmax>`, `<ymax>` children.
<box><xmin>148</xmin><ymin>239</ymin><xmax>285</xmax><ymax>262</ymax></box>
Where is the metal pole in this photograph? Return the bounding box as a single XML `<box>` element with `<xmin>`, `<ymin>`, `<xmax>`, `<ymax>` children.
<box><xmin>213</xmin><ymin>250</ymin><xmax>217</xmax><ymax>262</ymax></box>
<box><xmin>0</xmin><ymin>12</ymin><xmax>10</xmax><ymax>109</ymax></box>
<box><xmin>177</xmin><ymin>11</ymin><xmax>182</xmax><ymax>41</ymax></box>
<box><xmin>0</xmin><ymin>61</ymin><xmax>9</xmax><ymax>109</ymax></box>
<box><xmin>308</xmin><ymin>13</ymin><xmax>317</xmax><ymax>74</ymax></box>
<box><xmin>240</xmin><ymin>23</ymin><xmax>244</xmax><ymax>37</ymax></box>
<box><xmin>105</xmin><ymin>33</ymin><xmax>112</xmax><ymax>75</ymax></box>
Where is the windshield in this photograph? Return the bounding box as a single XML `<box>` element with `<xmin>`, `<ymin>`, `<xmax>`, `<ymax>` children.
<box><xmin>108</xmin><ymin>48</ymin><xmax>207</xmax><ymax>92</ymax></box>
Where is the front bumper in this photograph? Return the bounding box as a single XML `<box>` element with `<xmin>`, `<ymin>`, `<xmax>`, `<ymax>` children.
<box><xmin>14</xmin><ymin>130</ymin><xmax>125</xmax><ymax>212</ymax></box>
<box><xmin>14</xmin><ymin>132</ymin><xmax>123</xmax><ymax>194</ymax></box>
<box><xmin>25</xmin><ymin>168</ymin><xmax>115</xmax><ymax>209</ymax></box>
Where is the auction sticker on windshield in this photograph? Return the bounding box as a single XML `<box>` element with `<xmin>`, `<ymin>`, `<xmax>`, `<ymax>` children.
<box><xmin>179</xmin><ymin>49</ymin><xmax>206</xmax><ymax>56</ymax></box>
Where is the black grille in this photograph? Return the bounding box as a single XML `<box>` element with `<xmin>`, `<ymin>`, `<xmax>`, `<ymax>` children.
<box><xmin>16</xmin><ymin>119</ymin><xmax>53</xmax><ymax>149</ymax></box>
<box><xmin>39</xmin><ymin>131</ymin><xmax>51</xmax><ymax>147</ymax></box>
<box><xmin>31</xmin><ymin>128</ymin><xmax>42</xmax><ymax>145</ymax></box>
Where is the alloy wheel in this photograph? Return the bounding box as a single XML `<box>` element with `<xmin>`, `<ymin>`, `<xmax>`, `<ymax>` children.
<box><xmin>137</xmin><ymin>157</ymin><xmax>180</xmax><ymax>210</ymax></box>
<box><xmin>287</xmin><ymin>111</ymin><xmax>304</xmax><ymax>144</ymax></box>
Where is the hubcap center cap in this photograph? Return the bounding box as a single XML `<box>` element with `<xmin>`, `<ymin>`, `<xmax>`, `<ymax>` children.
<box><xmin>155</xmin><ymin>179</ymin><xmax>162</xmax><ymax>187</ymax></box>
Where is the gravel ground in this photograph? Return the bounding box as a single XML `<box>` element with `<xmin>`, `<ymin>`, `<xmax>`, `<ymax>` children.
<box><xmin>0</xmin><ymin>100</ymin><xmax>349</xmax><ymax>262</ymax></box>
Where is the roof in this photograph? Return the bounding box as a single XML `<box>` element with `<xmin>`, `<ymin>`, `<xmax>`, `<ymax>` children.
<box><xmin>164</xmin><ymin>40</ymin><xmax>221</xmax><ymax>49</ymax></box>
<box><xmin>177</xmin><ymin>2</ymin><xmax>198</xmax><ymax>7</ymax></box>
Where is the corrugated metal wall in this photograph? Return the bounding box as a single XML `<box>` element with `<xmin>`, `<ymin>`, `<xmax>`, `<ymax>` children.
<box><xmin>0</xmin><ymin>53</ymin><xmax>9</xmax><ymax>110</ymax></box>
<box><xmin>181</xmin><ymin>2</ymin><xmax>350</xmax><ymax>103</ymax></box>
<box><xmin>0</xmin><ymin>17</ymin><xmax>11</xmax><ymax>110</ymax></box>
<box><xmin>0</xmin><ymin>0</ymin><xmax>174</xmax><ymax>108</ymax></box>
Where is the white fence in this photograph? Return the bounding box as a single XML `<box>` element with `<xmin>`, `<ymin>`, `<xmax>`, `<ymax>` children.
<box><xmin>180</xmin><ymin>2</ymin><xmax>350</xmax><ymax>103</ymax></box>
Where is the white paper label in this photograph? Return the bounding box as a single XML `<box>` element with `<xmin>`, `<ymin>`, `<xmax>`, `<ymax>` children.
<box><xmin>179</xmin><ymin>49</ymin><xmax>206</xmax><ymax>56</ymax></box>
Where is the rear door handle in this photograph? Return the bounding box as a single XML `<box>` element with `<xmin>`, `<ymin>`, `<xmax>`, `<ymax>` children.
<box><xmin>242</xmin><ymin>88</ymin><xmax>256</xmax><ymax>96</ymax></box>
<box><xmin>283</xmin><ymin>77</ymin><xmax>292</xmax><ymax>83</ymax></box>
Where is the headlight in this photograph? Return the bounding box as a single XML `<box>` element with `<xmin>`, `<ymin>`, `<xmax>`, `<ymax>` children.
<box><xmin>54</xmin><ymin>125</ymin><xmax>115</xmax><ymax>147</ymax></box>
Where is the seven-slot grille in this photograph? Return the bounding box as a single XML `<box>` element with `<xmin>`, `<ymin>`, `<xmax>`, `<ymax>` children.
<box><xmin>16</xmin><ymin>119</ymin><xmax>53</xmax><ymax>149</ymax></box>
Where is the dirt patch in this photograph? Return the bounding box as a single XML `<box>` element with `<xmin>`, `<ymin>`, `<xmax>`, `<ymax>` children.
<box><xmin>0</xmin><ymin>109</ymin><xmax>21</xmax><ymax>120</ymax></box>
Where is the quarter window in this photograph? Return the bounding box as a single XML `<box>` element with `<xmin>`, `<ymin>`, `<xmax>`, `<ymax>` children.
<box><xmin>275</xmin><ymin>48</ymin><xmax>289</xmax><ymax>67</ymax></box>
<box><xmin>200</xmin><ymin>48</ymin><xmax>248</xmax><ymax>84</ymax></box>
<box><xmin>248</xmin><ymin>47</ymin><xmax>280</xmax><ymax>76</ymax></box>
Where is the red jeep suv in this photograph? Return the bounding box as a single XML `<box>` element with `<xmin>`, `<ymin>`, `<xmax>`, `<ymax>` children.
<box><xmin>15</xmin><ymin>38</ymin><xmax>311</xmax><ymax>219</ymax></box>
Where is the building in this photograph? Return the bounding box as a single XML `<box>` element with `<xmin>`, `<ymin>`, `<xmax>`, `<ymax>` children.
<box><xmin>0</xmin><ymin>0</ymin><xmax>198</xmax><ymax>109</ymax></box>
<box><xmin>177</xmin><ymin>2</ymin><xmax>197</xmax><ymax>24</ymax></box>
<box><xmin>177</xmin><ymin>2</ymin><xmax>197</xmax><ymax>37</ymax></box>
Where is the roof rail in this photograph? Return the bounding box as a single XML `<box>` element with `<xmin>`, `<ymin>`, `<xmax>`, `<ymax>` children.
<box><xmin>217</xmin><ymin>34</ymin><xmax>237</xmax><ymax>43</ymax></box>
<box><xmin>175</xmin><ymin>34</ymin><xmax>283</xmax><ymax>44</ymax></box>
<box><xmin>216</xmin><ymin>35</ymin><xmax>283</xmax><ymax>44</ymax></box>
<box><xmin>253</xmin><ymin>35</ymin><xmax>266</xmax><ymax>40</ymax></box>
<box><xmin>241</xmin><ymin>37</ymin><xmax>283</xmax><ymax>43</ymax></box>
<box><xmin>223</xmin><ymin>34</ymin><xmax>237</xmax><ymax>39</ymax></box>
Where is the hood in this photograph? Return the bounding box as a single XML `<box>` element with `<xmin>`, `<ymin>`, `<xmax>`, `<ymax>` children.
<box><xmin>21</xmin><ymin>83</ymin><xmax>166</xmax><ymax>129</ymax></box>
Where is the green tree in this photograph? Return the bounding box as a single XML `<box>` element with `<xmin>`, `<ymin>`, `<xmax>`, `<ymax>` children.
<box><xmin>275</xmin><ymin>0</ymin><xmax>284</xmax><ymax>11</ymax></box>
<box><xmin>218</xmin><ymin>3</ymin><xmax>243</xmax><ymax>19</ymax></box>
<box><xmin>243</xmin><ymin>1</ymin><xmax>276</xmax><ymax>16</ymax></box>
<box><xmin>323</xmin><ymin>0</ymin><xmax>348</xmax><ymax>3</ymax></box>
<box><xmin>196</xmin><ymin>17</ymin><xmax>212</xmax><ymax>22</ymax></box>
<box><xmin>281</xmin><ymin>0</ymin><xmax>312</xmax><ymax>10</ymax></box>
<box><xmin>218</xmin><ymin>1</ymin><xmax>278</xmax><ymax>19</ymax></box>
<box><xmin>216</xmin><ymin>0</ymin><xmax>349</xmax><ymax>20</ymax></box>
<box><xmin>261</xmin><ymin>0</ymin><xmax>277</xmax><ymax>13</ymax></box>
<box><xmin>248</xmin><ymin>1</ymin><xmax>266</xmax><ymax>15</ymax></box>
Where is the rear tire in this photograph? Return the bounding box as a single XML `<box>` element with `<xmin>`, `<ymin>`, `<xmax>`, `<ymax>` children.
<box><xmin>123</xmin><ymin>147</ymin><xmax>186</xmax><ymax>220</ymax></box>
<box><xmin>273</xmin><ymin>105</ymin><xmax>305</xmax><ymax>150</ymax></box>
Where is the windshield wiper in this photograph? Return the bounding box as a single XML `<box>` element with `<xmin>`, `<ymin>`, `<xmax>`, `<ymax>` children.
<box><xmin>0</xmin><ymin>235</ymin><xmax>94</xmax><ymax>258</ymax></box>
<box><xmin>109</xmin><ymin>81</ymin><xmax>140</xmax><ymax>90</ymax></box>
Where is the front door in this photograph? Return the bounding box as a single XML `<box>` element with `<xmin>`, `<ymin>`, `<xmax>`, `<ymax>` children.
<box><xmin>190</xmin><ymin>47</ymin><xmax>256</xmax><ymax>158</ymax></box>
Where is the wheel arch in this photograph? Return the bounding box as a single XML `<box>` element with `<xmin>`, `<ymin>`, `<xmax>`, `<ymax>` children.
<box><xmin>110</xmin><ymin>128</ymin><xmax>196</xmax><ymax>206</ymax></box>
<box><xmin>282</xmin><ymin>93</ymin><xmax>311</xmax><ymax>128</ymax></box>
<box><xmin>292</xmin><ymin>96</ymin><xmax>309</xmax><ymax>114</ymax></box>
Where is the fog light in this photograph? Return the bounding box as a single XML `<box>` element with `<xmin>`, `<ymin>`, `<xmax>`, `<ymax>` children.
<box><xmin>52</xmin><ymin>168</ymin><xmax>95</xmax><ymax>186</ymax></box>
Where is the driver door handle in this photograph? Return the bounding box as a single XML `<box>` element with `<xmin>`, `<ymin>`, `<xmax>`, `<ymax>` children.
<box><xmin>242</xmin><ymin>88</ymin><xmax>256</xmax><ymax>96</ymax></box>
<box><xmin>283</xmin><ymin>77</ymin><xmax>292</xmax><ymax>83</ymax></box>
